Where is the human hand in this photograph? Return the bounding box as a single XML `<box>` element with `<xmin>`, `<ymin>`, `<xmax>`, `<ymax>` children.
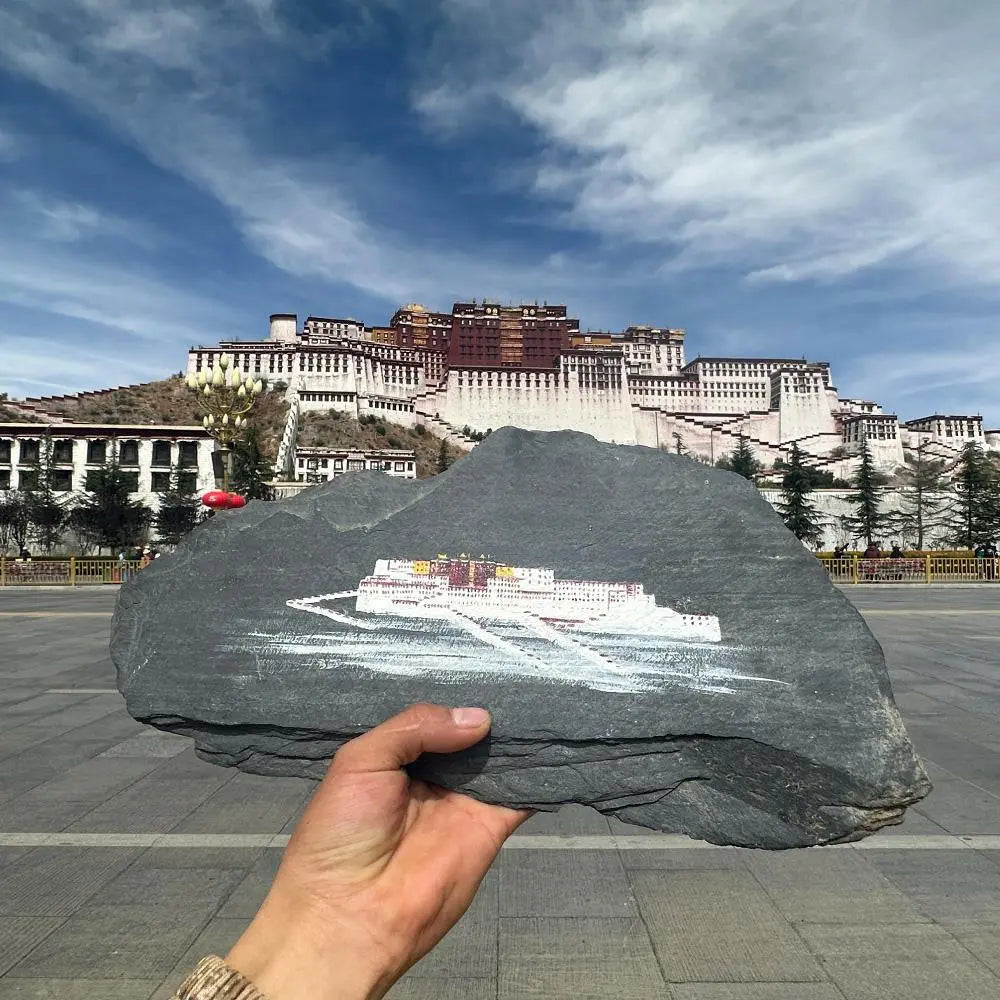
<box><xmin>225</xmin><ymin>704</ymin><xmax>531</xmax><ymax>1000</ymax></box>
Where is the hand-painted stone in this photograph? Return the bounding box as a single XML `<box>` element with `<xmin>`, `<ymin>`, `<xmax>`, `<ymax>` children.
<box><xmin>112</xmin><ymin>428</ymin><xmax>930</xmax><ymax>848</ymax></box>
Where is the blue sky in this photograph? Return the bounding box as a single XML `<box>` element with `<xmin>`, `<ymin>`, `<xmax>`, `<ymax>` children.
<box><xmin>1</xmin><ymin>0</ymin><xmax>998</xmax><ymax>423</ymax></box>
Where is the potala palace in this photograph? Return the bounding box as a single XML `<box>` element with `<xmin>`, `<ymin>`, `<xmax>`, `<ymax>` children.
<box><xmin>186</xmin><ymin>302</ymin><xmax>998</xmax><ymax>481</ymax></box>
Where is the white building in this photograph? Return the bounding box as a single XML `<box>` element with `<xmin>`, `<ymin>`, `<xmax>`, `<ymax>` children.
<box><xmin>0</xmin><ymin>422</ymin><xmax>217</xmax><ymax>510</ymax></box>
<box><xmin>293</xmin><ymin>446</ymin><xmax>417</xmax><ymax>483</ymax></box>
<box><xmin>185</xmin><ymin>311</ymin><xmax>998</xmax><ymax>478</ymax></box>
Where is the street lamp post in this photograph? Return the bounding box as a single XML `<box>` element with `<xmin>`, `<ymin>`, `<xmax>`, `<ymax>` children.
<box><xmin>186</xmin><ymin>354</ymin><xmax>266</xmax><ymax>491</ymax></box>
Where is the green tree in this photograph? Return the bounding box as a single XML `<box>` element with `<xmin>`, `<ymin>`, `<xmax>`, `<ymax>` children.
<box><xmin>775</xmin><ymin>443</ymin><xmax>825</xmax><ymax>545</ymax></box>
<box><xmin>230</xmin><ymin>427</ymin><xmax>276</xmax><ymax>501</ymax></box>
<box><xmin>846</xmin><ymin>439</ymin><xmax>887</xmax><ymax>547</ymax></box>
<box><xmin>71</xmin><ymin>449</ymin><xmax>151</xmax><ymax>553</ymax></box>
<box><xmin>949</xmin><ymin>441</ymin><xmax>1000</xmax><ymax>548</ymax></box>
<box><xmin>436</xmin><ymin>439</ymin><xmax>451</xmax><ymax>474</ymax></box>
<box><xmin>23</xmin><ymin>436</ymin><xmax>70</xmax><ymax>553</ymax></box>
<box><xmin>672</xmin><ymin>433</ymin><xmax>686</xmax><ymax>456</ymax></box>
<box><xmin>889</xmin><ymin>444</ymin><xmax>948</xmax><ymax>549</ymax></box>
<box><xmin>0</xmin><ymin>491</ymin><xmax>30</xmax><ymax>555</ymax></box>
<box><xmin>154</xmin><ymin>465</ymin><xmax>202</xmax><ymax>546</ymax></box>
<box><xmin>716</xmin><ymin>436</ymin><xmax>763</xmax><ymax>481</ymax></box>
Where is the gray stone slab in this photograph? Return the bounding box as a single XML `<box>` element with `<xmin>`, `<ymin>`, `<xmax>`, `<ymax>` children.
<box><xmin>500</xmin><ymin>849</ymin><xmax>635</xmax><ymax>917</ymax></box>
<box><xmin>744</xmin><ymin>848</ymin><xmax>929</xmax><ymax>924</ymax></box>
<box><xmin>0</xmin><ymin>847</ymin><xmax>33</xmax><ymax>870</ymax></box>
<box><xmin>499</xmin><ymin>917</ymin><xmax>669</xmax><ymax>1000</ymax></box>
<box><xmin>795</xmin><ymin>922</ymin><xmax>976</xmax><ymax>961</ymax></box>
<box><xmin>113</xmin><ymin>429</ymin><xmax>930</xmax><ymax>849</ymax></box>
<box><xmin>388</xmin><ymin>980</ymin><xmax>495</xmax><ymax>1000</ymax></box>
<box><xmin>514</xmin><ymin>804</ymin><xmax>611</xmax><ymax>836</ymax></box>
<box><xmin>65</xmin><ymin>776</ymin><xmax>231</xmax><ymax>834</ymax></box>
<box><xmin>0</xmin><ymin>847</ymin><xmax>140</xmax><ymax>916</ymax></box>
<box><xmin>99</xmin><ymin>730</ymin><xmax>191</xmax><ymax>758</ymax></box>
<box><xmin>215</xmin><ymin>850</ymin><xmax>283</xmax><ymax>919</ymax></box>
<box><xmin>0</xmin><ymin>796</ymin><xmax>110</xmax><ymax>833</ymax></box>
<box><xmin>148</xmin><ymin>917</ymin><xmax>250</xmax><ymax>1000</ymax></box>
<box><xmin>671</xmin><ymin>988</ymin><xmax>845</xmax><ymax>1000</ymax></box>
<box><xmin>15</xmin><ymin>757</ymin><xmax>165</xmax><ymax>804</ymax></box>
<box><xmin>171</xmin><ymin>772</ymin><xmax>311</xmax><ymax>834</ymax></box>
<box><xmin>6</xmin><ymin>904</ymin><xmax>212</xmax><ymax>980</ymax></box>
<box><xmin>630</xmin><ymin>870</ymin><xmax>824</xmax><ymax>983</ymax></box>
<box><xmin>822</xmin><ymin>956</ymin><xmax>999</xmax><ymax>1000</ymax></box>
<box><xmin>619</xmin><ymin>847</ymin><xmax>747</xmax><ymax>871</ymax></box>
<box><xmin>865</xmin><ymin>849</ymin><xmax>1000</xmax><ymax>925</ymax></box>
<box><xmin>0</xmin><ymin>917</ymin><xmax>64</xmax><ymax>976</ymax></box>
<box><xmin>131</xmin><ymin>846</ymin><xmax>266</xmax><ymax>870</ymax></box>
<box><xmin>910</xmin><ymin>778</ymin><xmax>1000</xmax><ymax>835</ymax></box>
<box><xmin>0</xmin><ymin>980</ymin><xmax>160</xmax><ymax>1000</ymax></box>
<box><xmin>953</xmin><ymin>929</ymin><xmax>1000</xmax><ymax>976</ymax></box>
<box><xmin>86</xmin><ymin>866</ymin><xmax>243</xmax><ymax>909</ymax></box>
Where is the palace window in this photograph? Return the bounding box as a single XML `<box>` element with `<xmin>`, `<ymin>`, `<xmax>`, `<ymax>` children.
<box><xmin>53</xmin><ymin>439</ymin><xmax>74</xmax><ymax>464</ymax></box>
<box><xmin>19</xmin><ymin>440</ymin><xmax>39</xmax><ymax>463</ymax></box>
<box><xmin>152</xmin><ymin>441</ymin><xmax>172</xmax><ymax>467</ymax></box>
<box><xmin>119</xmin><ymin>441</ymin><xmax>139</xmax><ymax>465</ymax></box>
<box><xmin>178</xmin><ymin>442</ymin><xmax>198</xmax><ymax>467</ymax></box>
<box><xmin>87</xmin><ymin>440</ymin><xmax>107</xmax><ymax>464</ymax></box>
<box><xmin>0</xmin><ymin>440</ymin><xmax>10</xmax><ymax>464</ymax></box>
<box><xmin>151</xmin><ymin>472</ymin><xmax>171</xmax><ymax>492</ymax></box>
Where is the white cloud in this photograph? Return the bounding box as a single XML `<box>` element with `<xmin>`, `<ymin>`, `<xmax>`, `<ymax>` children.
<box><xmin>418</xmin><ymin>0</ymin><xmax>1000</xmax><ymax>289</ymax></box>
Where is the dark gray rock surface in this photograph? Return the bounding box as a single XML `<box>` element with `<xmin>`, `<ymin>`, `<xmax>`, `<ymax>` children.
<box><xmin>112</xmin><ymin>428</ymin><xmax>930</xmax><ymax>848</ymax></box>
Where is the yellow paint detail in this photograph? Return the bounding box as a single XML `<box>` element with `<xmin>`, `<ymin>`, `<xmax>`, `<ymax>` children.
<box><xmin>496</xmin><ymin>565</ymin><xmax>515</xmax><ymax>578</ymax></box>
<box><xmin>413</xmin><ymin>561</ymin><xmax>430</xmax><ymax>574</ymax></box>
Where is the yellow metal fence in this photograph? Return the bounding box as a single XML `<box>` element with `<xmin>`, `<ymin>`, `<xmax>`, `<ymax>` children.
<box><xmin>819</xmin><ymin>555</ymin><xmax>999</xmax><ymax>584</ymax></box>
<box><xmin>0</xmin><ymin>558</ymin><xmax>143</xmax><ymax>586</ymax></box>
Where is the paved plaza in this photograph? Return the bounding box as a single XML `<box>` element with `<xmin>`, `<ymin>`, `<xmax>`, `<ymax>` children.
<box><xmin>0</xmin><ymin>586</ymin><xmax>998</xmax><ymax>999</ymax></box>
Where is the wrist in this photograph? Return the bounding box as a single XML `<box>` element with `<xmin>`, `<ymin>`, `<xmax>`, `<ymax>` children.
<box><xmin>226</xmin><ymin>894</ymin><xmax>392</xmax><ymax>1000</ymax></box>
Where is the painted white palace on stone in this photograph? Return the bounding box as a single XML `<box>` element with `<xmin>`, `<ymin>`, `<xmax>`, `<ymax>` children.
<box><xmin>187</xmin><ymin>307</ymin><xmax>998</xmax><ymax>479</ymax></box>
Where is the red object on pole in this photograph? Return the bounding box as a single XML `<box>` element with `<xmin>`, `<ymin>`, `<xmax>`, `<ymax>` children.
<box><xmin>227</xmin><ymin>494</ymin><xmax>247</xmax><ymax>508</ymax></box>
<box><xmin>201</xmin><ymin>490</ymin><xmax>229</xmax><ymax>509</ymax></box>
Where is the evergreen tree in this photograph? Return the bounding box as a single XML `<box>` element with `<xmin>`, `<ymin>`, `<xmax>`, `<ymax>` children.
<box><xmin>776</xmin><ymin>444</ymin><xmax>825</xmax><ymax>545</ymax></box>
<box><xmin>672</xmin><ymin>433</ymin><xmax>686</xmax><ymax>456</ymax></box>
<box><xmin>23</xmin><ymin>436</ymin><xmax>70</xmax><ymax>553</ymax></box>
<box><xmin>716</xmin><ymin>436</ymin><xmax>763</xmax><ymax>481</ymax></box>
<box><xmin>154</xmin><ymin>465</ymin><xmax>202</xmax><ymax>546</ymax></box>
<box><xmin>846</xmin><ymin>439</ymin><xmax>887</xmax><ymax>547</ymax></box>
<box><xmin>0</xmin><ymin>491</ymin><xmax>29</xmax><ymax>555</ymax></box>
<box><xmin>436</xmin><ymin>439</ymin><xmax>451</xmax><ymax>473</ymax></box>
<box><xmin>230</xmin><ymin>427</ymin><xmax>276</xmax><ymax>500</ymax></box>
<box><xmin>889</xmin><ymin>444</ymin><xmax>948</xmax><ymax>549</ymax></box>
<box><xmin>950</xmin><ymin>441</ymin><xmax>1000</xmax><ymax>548</ymax></box>
<box><xmin>71</xmin><ymin>449</ymin><xmax>151</xmax><ymax>553</ymax></box>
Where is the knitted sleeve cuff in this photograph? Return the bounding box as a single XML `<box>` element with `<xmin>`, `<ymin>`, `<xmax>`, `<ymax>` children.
<box><xmin>173</xmin><ymin>955</ymin><xmax>269</xmax><ymax>1000</ymax></box>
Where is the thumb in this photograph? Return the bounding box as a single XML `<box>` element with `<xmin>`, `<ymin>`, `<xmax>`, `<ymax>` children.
<box><xmin>332</xmin><ymin>703</ymin><xmax>491</xmax><ymax>776</ymax></box>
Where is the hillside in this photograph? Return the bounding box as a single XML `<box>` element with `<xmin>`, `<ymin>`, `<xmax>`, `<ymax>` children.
<box><xmin>20</xmin><ymin>376</ymin><xmax>291</xmax><ymax>460</ymax></box>
<box><xmin>296</xmin><ymin>410</ymin><xmax>466</xmax><ymax>478</ymax></box>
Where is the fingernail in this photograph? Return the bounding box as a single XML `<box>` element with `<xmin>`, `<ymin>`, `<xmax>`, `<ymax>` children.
<box><xmin>451</xmin><ymin>707</ymin><xmax>490</xmax><ymax>728</ymax></box>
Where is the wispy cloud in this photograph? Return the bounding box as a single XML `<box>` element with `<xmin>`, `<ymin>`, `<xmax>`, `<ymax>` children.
<box><xmin>418</xmin><ymin>0</ymin><xmax>1000</xmax><ymax>291</ymax></box>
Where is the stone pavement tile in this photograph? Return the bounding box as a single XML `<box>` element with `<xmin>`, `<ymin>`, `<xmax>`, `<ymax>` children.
<box><xmin>0</xmin><ymin>847</ymin><xmax>33</xmax><ymax>870</ymax></box>
<box><xmin>499</xmin><ymin>917</ymin><xmax>670</xmax><ymax>1000</ymax></box>
<box><xmin>86</xmin><ymin>866</ymin><xmax>244</xmax><ymax>909</ymax></box>
<box><xmin>499</xmin><ymin>849</ymin><xmax>635</xmax><ymax>917</ymax></box>
<box><xmin>822</xmin><ymin>957</ymin><xmax>999</xmax><ymax>1000</ymax></box>
<box><xmin>0</xmin><ymin>738</ymin><xmax>135</xmax><ymax>804</ymax></box>
<box><xmin>98</xmin><ymin>730</ymin><xmax>191</xmax><ymax>758</ymax></box>
<box><xmin>6</xmin><ymin>904</ymin><xmax>213</xmax><ymax>980</ymax></box>
<box><xmin>0</xmin><ymin>847</ymin><xmax>140</xmax><ymax>916</ymax></box>
<box><xmin>171</xmin><ymin>772</ymin><xmax>312</xmax><ymax>835</ymax></box>
<box><xmin>953</xmin><ymin>929</ymin><xmax>1000</xmax><ymax>976</ymax></box>
<box><xmin>407</xmin><ymin>871</ymin><xmax>497</xmax><ymax>979</ymax></box>
<box><xmin>620</xmin><ymin>847</ymin><xmax>747</xmax><ymax>871</ymax></box>
<box><xmin>141</xmin><ymin>749</ymin><xmax>227</xmax><ymax>782</ymax></box>
<box><xmin>2</xmin><ymin>693</ymin><xmax>88</xmax><ymax>718</ymax></box>
<box><xmin>0</xmin><ymin>979</ymin><xmax>159</xmax><ymax>1000</ymax></box>
<box><xmin>11</xmin><ymin>757</ymin><xmax>165</xmax><ymax>805</ymax></box>
<box><xmin>66</xmin><ymin>776</ymin><xmax>230</xmax><ymax>833</ymax></box>
<box><xmin>795</xmin><ymin>922</ymin><xmax>975</xmax><ymax>961</ymax></box>
<box><xmin>278</xmin><ymin>796</ymin><xmax>311</xmax><ymax>834</ymax></box>
<box><xmin>0</xmin><ymin>795</ymin><xmax>112</xmax><ymax>833</ymax></box>
<box><xmin>0</xmin><ymin>917</ymin><xmax>64</xmax><ymax>976</ymax></box>
<box><xmin>909</xmin><ymin>778</ymin><xmax>1000</xmax><ymax>835</ymax></box>
<box><xmin>875</xmin><ymin>808</ymin><xmax>948</xmax><ymax>836</ymax></box>
<box><xmin>388</xmin><ymin>980</ymin><xmax>495</xmax><ymax>1000</ymax></box>
<box><xmin>671</xmin><ymin>987</ymin><xmax>845</xmax><ymax>1000</ymax></box>
<box><xmin>515</xmin><ymin>804</ymin><xmax>611</xmax><ymax>835</ymax></box>
<box><xmin>131</xmin><ymin>846</ymin><xmax>266</xmax><ymax>870</ymax></box>
<box><xmin>865</xmin><ymin>849</ymin><xmax>1000</xmax><ymax>925</ymax></box>
<box><xmin>744</xmin><ymin>848</ymin><xmax>929</xmax><ymax>924</ymax></box>
<box><xmin>215</xmin><ymin>849</ymin><xmax>283</xmax><ymax>918</ymax></box>
<box><xmin>148</xmin><ymin>917</ymin><xmax>251</xmax><ymax>1000</ymax></box>
<box><xmin>630</xmin><ymin>870</ymin><xmax>824</xmax><ymax>983</ymax></box>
